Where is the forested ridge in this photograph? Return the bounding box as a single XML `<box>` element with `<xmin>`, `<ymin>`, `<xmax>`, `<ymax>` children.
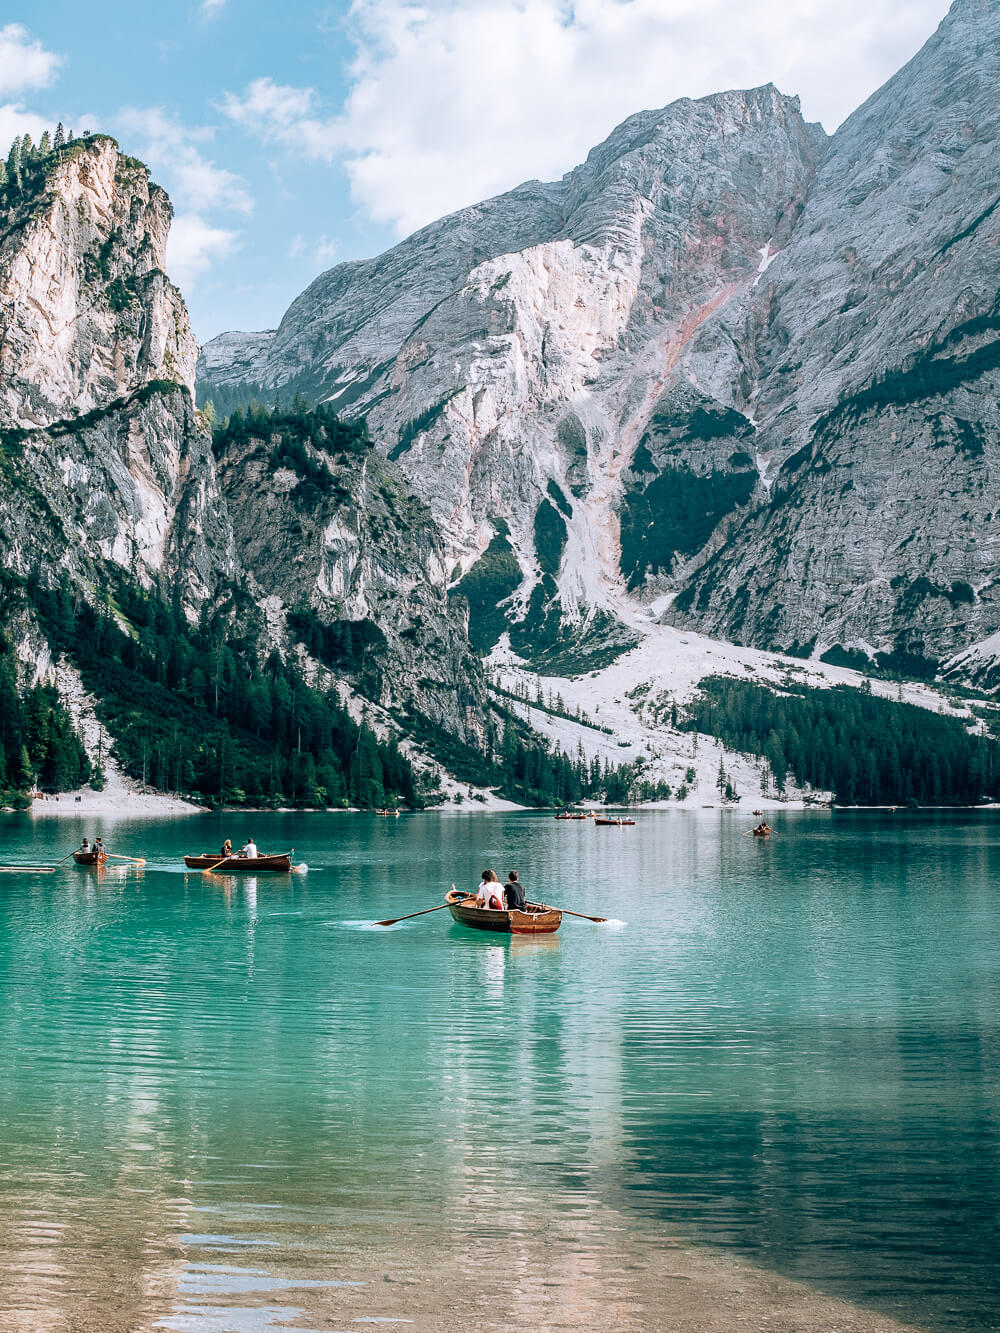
<box><xmin>685</xmin><ymin>675</ymin><xmax>1000</xmax><ymax>805</ymax></box>
<box><xmin>3</xmin><ymin>571</ymin><xmax>417</xmax><ymax>809</ymax></box>
<box><xmin>0</xmin><ymin>634</ymin><xmax>91</xmax><ymax>808</ymax></box>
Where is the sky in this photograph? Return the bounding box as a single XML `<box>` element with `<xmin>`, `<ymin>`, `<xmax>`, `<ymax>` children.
<box><xmin>0</xmin><ymin>0</ymin><xmax>953</xmax><ymax>343</ymax></box>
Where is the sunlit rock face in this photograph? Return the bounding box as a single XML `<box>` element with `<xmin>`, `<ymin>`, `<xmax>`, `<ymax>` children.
<box><xmin>667</xmin><ymin>0</ymin><xmax>1000</xmax><ymax>668</ymax></box>
<box><xmin>200</xmin><ymin>0</ymin><xmax>1000</xmax><ymax>682</ymax></box>
<box><xmin>0</xmin><ymin>136</ymin><xmax>231</xmax><ymax>605</ymax></box>
<box><xmin>0</xmin><ymin>136</ymin><xmax>485</xmax><ymax>739</ymax></box>
<box><xmin>0</xmin><ymin>136</ymin><xmax>196</xmax><ymax>428</ymax></box>
<box><xmin>200</xmin><ymin>86</ymin><xmax>827</xmax><ymax>656</ymax></box>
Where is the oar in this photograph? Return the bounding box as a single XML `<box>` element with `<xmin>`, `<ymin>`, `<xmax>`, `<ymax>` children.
<box><xmin>548</xmin><ymin>905</ymin><xmax>608</xmax><ymax>923</ymax></box>
<box><xmin>54</xmin><ymin>847</ymin><xmax>80</xmax><ymax>865</ymax></box>
<box><xmin>105</xmin><ymin>852</ymin><xmax>147</xmax><ymax>865</ymax></box>
<box><xmin>374</xmin><ymin>901</ymin><xmax>452</xmax><ymax>927</ymax></box>
<box><xmin>202</xmin><ymin>856</ymin><xmax>231</xmax><ymax>874</ymax></box>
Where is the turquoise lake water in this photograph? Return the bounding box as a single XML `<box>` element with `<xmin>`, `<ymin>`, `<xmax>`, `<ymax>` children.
<box><xmin>1</xmin><ymin>809</ymin><xmax>999</xmax><ymax>1331</ymax></box>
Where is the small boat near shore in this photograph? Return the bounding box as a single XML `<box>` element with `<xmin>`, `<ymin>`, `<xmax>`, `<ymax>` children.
<box><xmin>73</xmin><ymin>849</ymin><xmax>108</xmax><ymax>866</ymax></box>
<box><xmin>445</xmin><ymin>887</ymin><xmax>562</xmax><ymax>934</ymax></box>
<box><xmin>184</xmin><ymin>852</ymin><xmax>293</xmax><ymax>872</ymax></box>
<box><xmin>594</xmin><ymin>816</ymin><xmax>635</xmax><ymax>826</ymax></box>
<box><xmin>555</xmin><ymin>811</ymin><xmax>591</xmax><ymax>821</ymax></box>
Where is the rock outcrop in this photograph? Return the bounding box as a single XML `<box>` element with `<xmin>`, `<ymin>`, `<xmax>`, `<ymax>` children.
<box><xmin>0</xmin><ymin>135</ymin><xmax>487</xmax><ymax>748</ymax></box>
<box><xmin>200</xmin><ymin>86</ymin><xmax>827</xmax><ymax>658</ymax></box>
<box><xmin>667</xmin><ymin>0</ymin><xmax>1000</xmax><ymax>669</ymax></box>
<box><xmin>201</xmin><ymin>0</ymin><xmax>1000</xmax><ymax>682</ymax></box>
<box><xmin>0</xmin><ymin>136</ymin><xmax>231</xmax><ymax>605</ymax></box>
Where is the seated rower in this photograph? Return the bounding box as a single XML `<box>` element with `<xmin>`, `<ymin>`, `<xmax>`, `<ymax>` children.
<box><xmin>503</xmin><ymin>871</ymin><xmax>526</xmax><ymax>911</ymax></box>
<box><xmin>241</xmin><ymin>837</ymin><xmax>259</xmax><ymax>858</ymax></box>
<box><xmin>220</xmin><ymin>839</ymin><xmax>233</xmax><ymax>858</ymax></box>
<box><xmin>80</xmin><ymin>837</ymin><xmax>90</xmax><ymax>852</ymax></box>
<box><xmin>475</xmin><ymin>870</ymin><xmax>503</xmax><ymax>910</ymax></box>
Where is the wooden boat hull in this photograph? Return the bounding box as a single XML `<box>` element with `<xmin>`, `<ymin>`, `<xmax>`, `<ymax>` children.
<box><xmin>752</xmin><ymin>830</ymin><xmax>770</xmax><ymax>838</ymax></box>
<box><xmin>184</xmin><ymin>853</ymin><xmax>293</xmax><ymax>872</ymax></box>
<box><xmin>594</xmin><ymin>818</ymin><xmax>635</xmax><ymax>826</ymax></box>
<box><xmin>445</xmin><ymin>889</ymin><xmax>561</xmax><ymax>934</ymax></box>
<box><xmin>73</xmin><ymin>850</ymin><xmax>108</xmax><ymax>866</ymax></box>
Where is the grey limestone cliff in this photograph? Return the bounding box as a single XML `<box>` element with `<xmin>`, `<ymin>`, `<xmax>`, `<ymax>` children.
<box><xmin>201</xmin><ymin>86</ymin><xmax>827</xmax><ymax>658</ymax></box>
<box><xmin>666</xmin><ymin>0</ymin><xmax>1000</xmax><ymax>668</ymax></box>
<box><xmin>201</xmin><ymin>0</ymin><xmax>1000</xmax><ymax>682</ymax></box>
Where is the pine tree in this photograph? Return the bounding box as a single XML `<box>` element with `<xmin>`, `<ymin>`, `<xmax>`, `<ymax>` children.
<box><xmin>7</xmin><ymin>137</ymin><xmax>20</xmax><ymax>190</ymax></box>
<box><xmin>38</xmin><ymin>130</ymin><xmax>51</xmax><ymax>156</ymax></box>
<box><xmin>21</xmin><ymin>133</ymin><xmax>33</xmax><ymax>161</ymax></box>
<box><xmin>54</xmin><ymin>123</ymin><xmax>65</xmax><ymax>151</ymax></box>
<box><xmin>16</xmin><ymin>745</ymin><xmax>33</xmax><ymax>792</ymax></box>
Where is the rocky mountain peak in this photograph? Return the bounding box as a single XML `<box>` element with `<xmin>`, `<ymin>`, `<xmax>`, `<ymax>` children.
<box><xmin>0</xmin><ymin>134</ymin><xmax>197</xmax><ymax>432</ymax></box>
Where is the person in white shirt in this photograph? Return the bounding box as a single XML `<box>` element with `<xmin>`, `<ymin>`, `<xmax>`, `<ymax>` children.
<box><xmin>475</xmin><ymin>870</ymin><xmax>503</xmax><ymax>909</ymax></box>
<box><xmin>242</xmin><ymin>838</ymin><xmax>259</xmax><ymax>858</ymax></box>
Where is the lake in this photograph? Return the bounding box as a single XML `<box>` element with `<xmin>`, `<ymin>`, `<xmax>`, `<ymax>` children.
<box><xmin>0</xmin><ymin>809</ymin><xmax>998</xmax><ymax>1332</ymax></box>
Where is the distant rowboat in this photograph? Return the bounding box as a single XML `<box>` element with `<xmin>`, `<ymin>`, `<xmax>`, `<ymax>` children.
<box><xmin>183</xmin><ymin>852</ymin><xmax>293</xmax><ymax>872</ymax></box>
<box><xmin>73</xmin><ymin>849</ymin><xmax>108</xmax><ymax>866</ymax></box>
<box><xmin>445</xmin><ymin>888</ymin><xmax>562</xmax><ymax>934</ymax></box>
<box><xmin>594</xmin><ymin>817</ymin><xmax>635</xmax><ymax>826</ymax></box>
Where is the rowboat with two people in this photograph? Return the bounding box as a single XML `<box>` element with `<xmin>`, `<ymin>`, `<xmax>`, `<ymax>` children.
<box><xmin>73</xmin><ymin>848</ymin><xmax>107</xmax><ymax>866</ymax></box>
<box><xmin>555</xmin><ymin>810</ymin><xmax>592</xmax><ymax>821</ymax></box>
<box><xmin>444</xmin><ymin>886</ymin><xmax>562</xmax><ymax>934</ymax></box>
<box><xmin>184</xmin><ymin>851</ymin><xmax>294</xmax><ymax>872</ymax></box>
<box><xmin>72</xmin><ymin>836</ymin><xmax>146</xmax><ymax>868</ymax></box>
<box><xmin>593</xmin><ymin>816</ymin><xmax>635</xmax><ymax>826</ymax></box>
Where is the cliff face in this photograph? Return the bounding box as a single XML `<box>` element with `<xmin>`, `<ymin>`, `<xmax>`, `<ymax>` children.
<box><xmin>200</xmin><ymin>0</ymin><xmax>1000</xmax><ymax>682</ymax></box>
<box><xmin>213</xmin><ymin>420</ymin><xmax>489</xmax><ymax>744</ymax></box>
<box><xmin>667</xmin><ymin>0</ymin><xmax>1000</xmax><ymax>667</ymax></box>
<box><xmin>0</xmin><ymin>137</ymin><xmax>196</xmax><ymax>428</ymax></box>
<box><xmin>0</xmin><ymin>135</ymin><xmax>487</xmax><ymax>753</ymax></box>
<box><xmin>200</xmin><ymin>87</ymin><xmax>827</xmax><ymax>658</ymax></box>
<box><xmin>0</xmin><ymin>137</ymin><xmax>230</xmax><ymax>606</ymax></box>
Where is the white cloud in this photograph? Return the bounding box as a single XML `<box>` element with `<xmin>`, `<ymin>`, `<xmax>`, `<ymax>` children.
<box><xmin>0</xmin><ymin>103</ymin><xmax>51</xmax><ymax>151</ymax></box>
<box><xmin>0</xmin><ymin>23</ymin><xmax>62</xmax><ymax>98</ymax></box>
<box><xmin>222</xmin><ymin>0</ymin><xmax>952</xmax><ymax>239</ymax></box>
<box><xmin>165</xmin><ymin>213</ymin><xmax>240</xmax><ymax>289</ymax></box>
<box><xmin>116</xmin><ymin>106</ymin><xmax>253</xmax><ymax>213</ymax></box>
<box><xmin>220</xmin><ymin>77</ymin><xmax>341</xmax><ymax>160</ymax></box>
<box><xmin>200</xmin><ymin>0</ymin><xmax>227</xmax><ymax>17</ymax></box>
<box><xmin>329</xmin><ymin>0</ymin><xmax>953</xmax><ymax>237</ymax></box>
<box><xmin>315</xmin><ymin>234</ymin><xmax>337</xmax><ymax>266</ymax></box>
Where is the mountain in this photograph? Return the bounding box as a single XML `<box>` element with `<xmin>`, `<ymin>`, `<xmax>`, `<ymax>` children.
<box><xmin>200</xmin><ymin>0</ymin><xmax>1000</xmax><ymax>685</ymax></box>
<box><xmin>200</xmin><ymin>84</ymin><xmax>827</xmax><ymax>667</ymax></box>
<box><xmin>668</xmin><ymin>0</ymin><xmax>1000</xmax><ymax>672</ymax></box>
<box><xmin>5</xmin><ymin>0</ymin><xmax>1000</xmax><ymax>812</ymax></box>
<box><xmin>0</xmin><ymin>136</ymin><xmax>494</xmax><ymax>804</ymax></box>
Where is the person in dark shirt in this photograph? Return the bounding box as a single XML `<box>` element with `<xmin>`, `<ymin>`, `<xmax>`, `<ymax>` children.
<box><xmin>504</xmin><ymin>871</ymin><xmax>526</xmax><ymax>911</ymax></box>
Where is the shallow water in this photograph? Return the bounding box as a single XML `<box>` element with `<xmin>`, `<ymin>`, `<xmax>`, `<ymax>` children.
<box><xmin>0</xmin><ymin>809</ymin><xmax>998</xmax><ymax>1330</ymax></box>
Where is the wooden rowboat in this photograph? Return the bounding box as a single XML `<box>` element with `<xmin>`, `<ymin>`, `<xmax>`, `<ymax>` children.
<box><xmin>73</xmin><ymin>849</ymin><xmax>108</xmax><ymax>866</ymax></box>
<box><xmin>752</xmin><ymin>828</ymin><xmax>771</xmax><ymax>838</ymax></box>
<box><xmin>183</xmin><ymin>852</ymin><xmax>293</xmax><ymax>872</ymax></box>
<box><xmin>555</xmin><ymin>812</ymin><xmax>591</xmax><ymax>820</ymax></box>
<box><xmin>445</xmin><ymin>888</ymin><xmax>561</xmax><ymax>934</ymax></box>
<box><xmin>594</xmin><ymin>817</ymin><xmax>635</xmax><ymax>826</ymax></box>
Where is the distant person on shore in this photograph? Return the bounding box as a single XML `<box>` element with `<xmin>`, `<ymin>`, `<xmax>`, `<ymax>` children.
<box><xmin>242</xmin><ymin>837</ymin><xmax>258</xmax><ymax>858</ymax></box>
<box><xmin>503</xmin><ymin>871</ymin><xmax>526</xmax><ymax>911</ymax></box>
<box><xmin>475</xmin><ymin>870</ymin><xmax>503</xmax><ymax>910</ymax></box>
<box><xmin>220</xmin><ymin>839</ymin><xmax>232</xmax><ymax>858</ymax></box>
